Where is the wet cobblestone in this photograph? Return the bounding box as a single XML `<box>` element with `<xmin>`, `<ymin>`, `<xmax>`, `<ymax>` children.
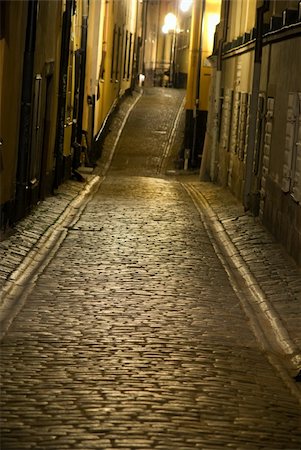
<box><xmin>1</xmin><ymin>88</ymin><xmax>301</xmax><ymax>449</ymax></box>
<box><xmin>0</xmin><ymin>180</ymin><xmax>91</xmax><ymax>287</ymax></box>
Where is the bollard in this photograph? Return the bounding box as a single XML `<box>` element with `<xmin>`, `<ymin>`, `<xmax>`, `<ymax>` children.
<box><xmin>184</xmin><ymin>148</ymin><xmax>190</xmax><ymax>171</ymax></box>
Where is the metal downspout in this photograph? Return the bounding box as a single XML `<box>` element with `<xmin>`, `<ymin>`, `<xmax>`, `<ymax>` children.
<box><xmin>74</xmin><ymin>0</ymin><xmax>88</xmax><ymax>170</ymax></box>
<box><xmin>141</xmin><ymin>0</ymin><xmax>148</xmax><ymax>77</ymax></box>
<box><xmin>191</xmin><ymin>0</ymin><xmax>206</xmax><ymax>167</ymax></box>
<box><xmin>131</xmin><ymin>0</ymin><xmax>140</xmax><ymax>90</ymax></box>
<box><xmin>209</xmin><ymin>0</ymin><xmax>230</xmax><ymax>181</ymax></box>
<box><xmin>243</xmin><ymin>0</ymin><xmax>270</xmax><ymax>210</ymax></box>
<box><xmin>54</xmin><ymin>0</ymin><xmax>72</xmax><ymax>187</ymax></box>
<box><xmin>15</xmin><ymin>0</ymin><xmax>38</xmax><ymax>220</ymax></box>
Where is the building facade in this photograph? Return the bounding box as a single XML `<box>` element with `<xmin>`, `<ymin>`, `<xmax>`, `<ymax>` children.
<box><xmin>202</xmin><ymin>0</ymin><xmax>301</xmax><ymax>265</ymax></box>
<box><xmin>0</xmin><ymin>0</ymin><xmax>142</xmax><ymax>228</ymax></box>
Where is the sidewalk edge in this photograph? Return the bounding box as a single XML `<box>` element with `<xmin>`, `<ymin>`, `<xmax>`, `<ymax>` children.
<box><xmin>182</xmin><ymin>182</ymin><xmax>301</xmax><ymax>371</ymax></box>
<box><xmin>0</xmin><ymin>175</ymin><xmax>103</xmax><ymax>340</ymax></box>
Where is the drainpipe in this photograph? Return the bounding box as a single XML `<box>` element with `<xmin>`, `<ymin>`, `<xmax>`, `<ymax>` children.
<box><xmin>131</xmin><ymin>0</ymin><xmax>140</xmax><ymax>90</ymax></box>
<box><xmin>243</xmin><ymin>0</ymin><xmax>270</xmax><ymax>211</ymax></box>
<box><xmin>208</xmin><ymin>0</ymin><xmax>230</xmax><ymax>181</ymax></box>
<box><xmin>54</xmin><ymin>0</ymin><xmax>72</xmax><ymax>187</ymax></box>
<box><xmin>191</xmin><ymin>0</ymin><xmax>206</xmax><ymax>167</ymax></box>
<box><xmin>154</xmin><ymin>0</ymin><xmax>160</xmax><ymax>86</ymax></box>
<box><xmin>15</xmin><ymin>0</ymin><xmax>38</xmax><ymax>220</ymax></box>
<box><xmin>73</xmin><ymin>0</ymin><xmax>88</xmax><ymax>170</ymax></box>
<box><xmin>141</xmin><ymin>0</ymin><xmax>148</xmax><ymax>78</ymax></box>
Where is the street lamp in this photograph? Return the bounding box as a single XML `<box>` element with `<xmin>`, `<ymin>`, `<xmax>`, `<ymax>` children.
<box><xmin>162</xmin><ymin>13</ymin><xmax>178</xmax><ymax>87</ymax></box>
<box><xmin>162</xmin><ymin>13</ymin><xmax>177</xmax><ymax>34</ymax></box>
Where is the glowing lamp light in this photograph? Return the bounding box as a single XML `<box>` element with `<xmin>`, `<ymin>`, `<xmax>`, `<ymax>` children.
<box><xmin>180</xmin><ymin>0</ymin><xmax>193</xmax><ymax>12</ymax></box>
<box><xmin>162</xmin><ymin>24</ymin><xmax>169</xmax><ymax>34</ymax></box>
<box><xmin>163</xmin><ymin>13</ymin><xmax>177</xmax><ymax>33</ymax></box>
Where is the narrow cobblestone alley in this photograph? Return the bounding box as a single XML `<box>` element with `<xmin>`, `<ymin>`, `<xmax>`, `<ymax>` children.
<box><xmin>1</xmin><ymin>89</ymin><xmax>301</xmax><ymax>449</ymax></box>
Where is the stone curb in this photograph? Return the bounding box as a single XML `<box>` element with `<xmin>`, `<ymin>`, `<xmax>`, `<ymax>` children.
<box><xmin>183</xmin><ymin>183</ymin><xmax>301</xmax><ymax>372</ymax></box>
<box><xmin>0</xmin><ymin>91</ymin><xmax>142</xmax><ymax>339</ymax></box>
<box><xmin>0</xmin><ymin>175</ymin><xmax>103</xmax><ymax>339</ymax></box>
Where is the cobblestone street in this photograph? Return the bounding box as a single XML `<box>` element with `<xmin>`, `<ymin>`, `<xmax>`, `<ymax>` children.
<box><xmin>1</xmin><ymin>88</ymin><xmax>301</xmax><ymax>449</ymax></box>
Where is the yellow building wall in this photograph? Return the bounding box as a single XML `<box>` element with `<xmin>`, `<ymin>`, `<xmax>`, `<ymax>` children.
<box><xmin>120</xmin><ymin>0</ymin><xmax>137</xmax><ymax>94</ymax></box>
<box><xmin>83</xmin><ymin>0</ymin><xmax>103</xmax><ymax>136</ymax></box>
<box><xmin>0</xmin><ymin>2</ymin><xmax>27</xmax><ymax>205</ymax></box>
<box><xmin>99</xmin><ymin>0</ymin><xmax>117</xmax><ymax>127</ymax></box>
<box><xmin>35</xmin><ymin>1</ymin><xmax>63</xmax><ymax>172</ymax></box>
<box><xmin>185</xmin><ymin>0</ymin><xmax>202</xmax><ymax>110</ymax></box>
<box><xmin>27</xmin><ymin>1</ymin><xmax>63</xmax><ymax>191</ymax></box>
<box><xmin>227</xmin><ymin>0</ymin><xmax>256</xmax><ymax>41</ymax></box>
<box><xmin>86</xmin><ymin>0</ymin><xmax>139</xmax><ymax>140</ymax></box>
<box><xmin>200</xmin><ymin>1</ymin><xmax>221</xmax><ymax>110</ymax></box>
<box><xmin>186</xmin><ymin>0</ymin><xmax>221</xmax><ymax>112</ymax></box>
